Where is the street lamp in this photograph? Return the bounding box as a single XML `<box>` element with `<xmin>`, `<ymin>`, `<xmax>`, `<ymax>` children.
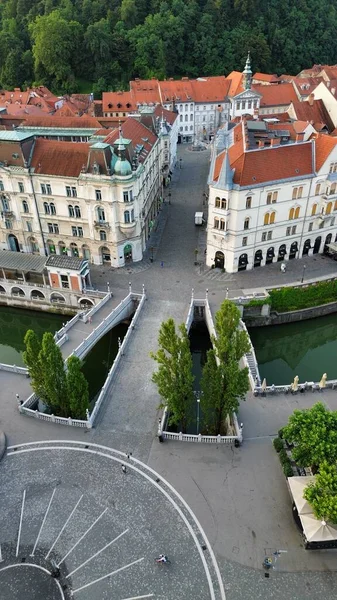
<box><xmin>301</xmin><ymin>264</ymin><xmax>307</xmax><ymax>283</ymax></box>
<box><xmin>196</xmin><ymin>396</ymin><xmax>201</xmax><ymax>434</ymax></box>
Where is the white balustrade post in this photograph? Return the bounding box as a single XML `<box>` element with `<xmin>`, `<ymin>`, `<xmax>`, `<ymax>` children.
<box><xmin>191</xmin><ymin>288</ymin><xmax>194</xmax><ymax>301</ymax></box>
<box><xmin>129</xmin><ymin>281</ymin><xmax>132</xmax><ymax>294</ymax></box>
<box><xmin>206</xmin><ymin>288</ymin><xmax>209</xmax><ymax>300</ymax></box>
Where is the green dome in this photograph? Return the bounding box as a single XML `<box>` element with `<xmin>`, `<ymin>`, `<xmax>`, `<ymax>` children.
<box><xmin>114</xmin><ymin>157</ymin><xmax>132</xmax><ymax>176</ymax></box>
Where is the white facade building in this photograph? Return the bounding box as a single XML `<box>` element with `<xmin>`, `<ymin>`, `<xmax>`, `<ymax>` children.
<box><xmin>206</xmin><ymin>122</ymin><xmax>337</xmax><ymax>273</ymax></box>
<box><xmin>0</xmin><ymin>115</ymin><xmax>176</xmax><ymax>268</ymax></box>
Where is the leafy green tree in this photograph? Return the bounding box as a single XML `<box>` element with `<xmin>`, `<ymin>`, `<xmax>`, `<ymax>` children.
<box><xmin>23</xmin><ymin>329</ymin><xmax>45</xmax><ymax>398</ymax></box>
<box><xmin>283</xmin><ymin>403</ymin><xmax>337</xmax><ymax>470</ymax></box>
<box><xmin>39</xmin><ymin>331</ymin><xmax>68</xmax><ymax>415</ymax></box>
<box><xmin>151</xmin><ymin>318</ymin><xmax>194</xmax><ymax>433</ymax></box>
<box><xmin>29</xmin><ymin>10</ymin><xmax>82</xmax><ymax>88</ymax></box>
<box><xmin>304</xmin><ymin>461</ymin><xmax>337</xmax><ymax>523</ymax></box>
<box><xmin>201</xmin><ymin>300</ymin><xmax>250</xmax><ymax>434</ymax></box>
<box><xmin>66</xmin><ymin>355</ymin><xmax>89</xmax><ymax>419</ymax></box>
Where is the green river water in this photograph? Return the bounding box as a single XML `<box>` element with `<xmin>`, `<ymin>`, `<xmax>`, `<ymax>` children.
<box><xmin>249</xmin><ymin>313</ymin><xmax>337</xmax><ymax>385</ymax></box>
<box><xmin>0</xmin><ymin>306</ymin><xmax>128</xmax><ymax>401</ymax></box>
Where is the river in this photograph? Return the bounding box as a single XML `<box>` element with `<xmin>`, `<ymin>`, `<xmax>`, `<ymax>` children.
<box><xmin>0</xmin><ymin>306</ymin><xmax>128</xmax><ymax>402</ymax></box>
<box><xmin>249</xmin><ymin>313</ymin><xmax>337</xmax><ymax>385</ymax></box>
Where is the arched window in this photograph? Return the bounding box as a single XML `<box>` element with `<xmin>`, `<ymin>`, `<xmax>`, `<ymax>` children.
<box><xmin>124</xmin><ymin>210</ymin><xmax>130</xmax><ymax>223</ymax></box>
<box><xmin>244</xmin><ymin>217</ymin><xmax>250</xmax><ymax>230</ymax></box>
<box><xmin>75</xmin><ymin>205</ymin><xmax>81</xmax><ymax>218</ymax></box>
<box><xmin>214</xmin><ymin>217</ymin><xmax>219</xmax><ymax>229</ymax></box>
<box><xmin>215</xmin><ymin>197</ymin><xmax>221</xmax><ymax>208</ymax></box>
<box><xmin>50</xmin><ymin>202</ymin><xmax>56</xmax><ymax>215</ymax></box>
<box><xmin>315</xmin><ymin>183</ymin><xmax>321</xmax><ymax>196</ymax></box>
<box><xmin>326</xmin><ymin>202</ymin><xmax>332</xmax><ymax>215</ymax></box>
<box><xmin>221</xmin><ymin>198</ymin><xmax>227</xmax><ymax>210</ymax></box>
<box><xmin>97</xmin><ymin>207</ymin><xmax>105</xmax><ymax>222</ymax></box>
<box><xmin>22</xmin><ymin>200</ymin><xmax>29</xmax><ymax>213</ymax></box>
<box><xmin>68</xmin><ymin>205</ymin><xmax>74</xmax><ymax>217</ymax></box>
<box><xmin>289</xmin><ymin>208</ymin><xmax>294</xmax><ymax>220</ymax></box>
<box><xmin>270</xmin><ymin>211</ymin><xmax>276</xmax><ymax>224</ymax></box>
<box><xmin>220</xmin><ymin>219</ymin><xmax>225</xmax><ymax>230</ymax></box>
<box><xmin>294</xmin><ymin>207</ymin><xmax>300</xmax><ymax>219</ymax></box>
<box><xmin>100</xmin><ymin>230</ymin><xmax>107</xmax><ymax>241</ymax></box>
<box><xmin>311</xmin><ymin>203</ymin><xmax>317</xmax><ymax>216</ymax></box>
<box><xmin>70</xmin><ymin>243</ymin><xmax>79</xmax><ymax>257</ymax></box>
<box><xmin>44</xmin><ymin>201</ymin><xmax>50</xmax><ymax>214</ymax></box>
<box><xmin>292</xmin><ymin>188</ymin><xmax>297</xmax><ymax>200</ymax></box>
<box><xmin>334</xmin><ymin>201</ymin><xmax>337</xmax><ymax>211</ymax></box>
<box><xmin>264</xmin><ymin>213</ymin><xmax>270</xmax><ymax>226</ymax></box>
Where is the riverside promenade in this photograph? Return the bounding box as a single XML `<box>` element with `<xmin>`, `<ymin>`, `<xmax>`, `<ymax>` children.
<box><xmin>1</xmin><ymin>146</ymin><xmax>337</xmax><ymax>600</ymax></box>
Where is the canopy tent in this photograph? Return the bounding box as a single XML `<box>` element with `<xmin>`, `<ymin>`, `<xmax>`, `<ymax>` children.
<box><xmin>287</xmin><ymin>476</ymin><xmax>337</xmax><ymax>546</ymax></box>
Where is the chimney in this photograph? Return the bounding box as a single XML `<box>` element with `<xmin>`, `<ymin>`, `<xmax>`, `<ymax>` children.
<box><xmin>296</xmin><ymin>132</ymin><xmax>305</xmax><ymax>142</ymax></box>
<box><xmin>270</xmin><ymin>137</ymin><xmax>280</xmax><ymax>146</ymax></box>
<box><xmin>308</xmin><ymin>93</ymin><xmax>314</xmax><ymax>106</ymax></box>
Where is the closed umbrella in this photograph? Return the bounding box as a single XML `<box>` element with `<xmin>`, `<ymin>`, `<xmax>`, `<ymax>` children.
<box><xmin>291</xmin><ymin>375</ymin><xmax>299</xmax><ymax>392</ymax></box>
<box><xmin>261</xmin><ymin>378</ymin><xmax>267</xmax><ymax>393</ymax></box>
<box><xmin>319</xmin><ymin>373</ymin><xmax>327</xmax><ymax>389</ymax></box>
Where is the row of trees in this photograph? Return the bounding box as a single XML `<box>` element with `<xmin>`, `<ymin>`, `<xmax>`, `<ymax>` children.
<box><xmin>282</xmin><ymin>403</ymin><xmax>337</xmax><ymax>523</ymax></box>
<box><xmin>23</xmin><ymin>329</ymin><xmax>89</xmax><ymax>419</ymax></box>
<box><xmin>2</xmin><ymin>0</ymin><xmax>337</xmax><ymax>92</ymax></box>
<box><xmin>151</xmin><ymin>300</ymin><xmax>250</xmax><ymax>435</ymax></box>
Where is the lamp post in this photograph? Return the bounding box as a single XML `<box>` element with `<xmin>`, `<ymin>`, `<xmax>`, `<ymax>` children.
<box><xmin>301</xmin><ymin>264</ymin><xmax>306</xmax><ymax>283</ymax></box>
<box><xmin>196</xmin><ymin>396</ymin><xmax>201</xmax><ymax>434</ymax></box>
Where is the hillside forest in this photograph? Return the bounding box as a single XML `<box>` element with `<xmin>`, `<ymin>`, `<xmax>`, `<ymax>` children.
<box><xmin>0</xmin><ymin>0</ymin><xmax>337</xmax><ymax>94</ymax></box>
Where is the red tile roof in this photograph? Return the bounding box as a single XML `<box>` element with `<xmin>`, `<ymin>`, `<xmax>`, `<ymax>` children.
<box><xmin>31</xmin><ymin>139</ymin><xmax>89</xmax><ymax>177</ymax></box>
<box><xmin>19</xmin><ymin>115</ymin><xmax>102</xmax><ymax>129</ymax></box>
<box><xmin>102</xmin><ymin>91</ymin><xmax>136</xmax><ymax>113</ymax></box>
<box><xmin>190</xmin><ymin>77</ymin><xmax>231</xmax><ymax>102</ymax></box>
<box><xmin>153</xmin><ymin>104</ymin><xmax>177</xmax><ymax>125</ymax></box>
<box><xmin>253</xmin><ymin>73</ymin><xmax>278</xmax><ymax>83</ymax></box>
<box><xmin>315</xmin><ymin>134</ymin><xmax>337</xmax><ymax>170</ymax></box>
<box><xmin>252</xmin><ymin>83</ymin><xmax>298</xmax><ymax>107</ymax></box>
<box><xmin>158</xmin><ymin>79</ymin><xmax>194</xmax><ymax>102</ymax></box>
<box><xmin>131</xmin><ymin>79</ymin><xmax>162</xmax><ymax>105</ymax></box>
<box><xmin>104</xmin><ymin>117</ymin><xmax>157</xmax><ymax>163</ymax></box>
<box><xmin>226</xmin><ymin>71</ymin><xmax>244</xmax><ymax>97</ymax></box>
<box><xmin>290</xmin><ymin>99</ymin><xmax>334</xmax><ymax>132</ymax></box>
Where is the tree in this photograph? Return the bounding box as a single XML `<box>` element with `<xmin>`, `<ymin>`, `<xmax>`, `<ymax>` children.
<box><xmin>282</xmin><ymin>403</ymin><xmax>337</xmax><ymax>470</ymax></box>
<box><xmin>23</xmin><ymin>329</ymin><xmax>45</xmax><ymax>398</ymax></box>
<box><xmin>304</xmin><ymin>461</ymin><xmax>337</xmax><ymax>523</ymax></box>
<box><xmin>29</xmin><ymin>10</ymin><xmax>82</xmax><ymax>89</ymax></box>
<box><xmin>201</xmin><ymin>300</ymin><xmax>250</xmax><ymax>434</ymax></box>
<box><xmin>39</xmin><ymin>332</ymin><xmax>68</xmax><ymax>415</ymax></box>
<box><xmin>66</xmin><ymin>355</ymin><xmax>89</xmax><ymax>419</ymax></box>
<box><xmin>151</xmin><ymin>318</ymin><xmax>194</xmax><ymax>433</ymax></box>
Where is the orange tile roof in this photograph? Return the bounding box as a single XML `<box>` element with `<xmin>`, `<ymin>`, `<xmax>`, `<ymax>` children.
<box><xmin>102</xmin><ymin>91</ymin><xmax>136</xmax><ymax>113</ymax></box>
<box><xmin>31</xmin><ymin>139</ymin><xmax>90</xmax><ymax>177</ymax></box>
<box><xmin>226</xmin><ymin>71</ymin><xmax>244</xmax><ymax>96</ymax></box>
<box><xmin>158</xmin><ymin>79</ymin><xmax>194</xmax><ymax>102</ymax></box>
<box><xmin>190</xmin><ymin>77</ymin><xmax>231</xmax><ymax>102</ymax></box>
<box><xmin>252</xmin><ymin>83</ymin><xmax>298</xmax><ymax>107</ymax></box>
<box><xmin>315</xmin><ymin>134</ymin><xmax>337</xmax><ymax>170</ymax></box>
<box><xmin>253</xmin><ymin>73</ymin><xmax>278</xmax><ymax>83</ymax></box>
<box><xmin>19</xmin><ymin>115</ymin><xmax>102</xmax><ymax>129</ymax></box>
<box><xmin>153</xmin><ymin>104</ymin><xmax>177</xmax><ymax>125</ymax></box>
<box><xmin>104</xmin><ymin>117</ymin><xmax>157</xmax><ymax>163</ymax></box>
<box><xmin>131</xmin><ymin>79</ymin><xmax>161</xmax><ymax>105</ymax></box>
<box><xmin>291</xmin><ymin>99</ymin><xmax>334</xmax><ymax>132</ymax></box>
<box><xmin>1</xmin><ymin>104</ymin><xmax>47</xmax><ymax>116</ymax></box>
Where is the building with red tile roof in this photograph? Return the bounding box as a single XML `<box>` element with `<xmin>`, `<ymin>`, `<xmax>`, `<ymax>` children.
<box><xmin>252</xmin><ymin>73</ymin><xmax>278</xmax><ymax>85</ymax></box>
<box><xmin>288</xmin><ymin>97</ymin><xmax>335</xmax><ymax>132</ymax></box>
<box><xmin>253</xmin><ymin>82</ymin><xmax>299</xmax><ymax>114</ymax></box>
<box><xmin>206</xmin><ymin>120</ymin><xmax>337</xmax><ymax>273</ymax></box>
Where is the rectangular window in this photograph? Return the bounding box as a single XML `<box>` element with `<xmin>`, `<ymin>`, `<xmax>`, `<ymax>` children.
<box><xmin>48</xmin><ymin>223</ymin><xmax>53</xmax><ymax>233</ymax></box>
<box><xmin>242</xmin><ymin>236</ymin><xmax>248</xmax><ymax>246</ymax></box>
<box><xmin>41</xmin><ymin>183</ymin><xmax>46</xmax><ymax>194</ymax></box>
<box><xmin>246</xmin><ymin>197</ymin><xmax>252</xmax><ymax>209</ymax></box>
<box><xmin>267</xmin><ymin>230</ymin><xmax>272</xmax><ymax>240</ymax></box>
<box><xmin>267</xmin><ymin>193</ymin><xmax>272</xmax><ymax>205</ymax></box>
<box><xmin>54</xmin><ymin>223</ymin><xmax>59</xmax><ymax>234</ymax></box>
<box><xmin>292</xmin><ymin>225</ymin><xmax>297</xmax><ymax>235</ymax></box>
<box><xmin>286</xmin><ymin>226</ymin><xmax>291</xmax><ymax>236</ymax></box>
<box><xmin>95</xmin><ymin>189</ymin><xmax>102</xmax><ymax>201</ymax></box>
<box><xmin>46</xmin><ymin>184</ymin><xmax>52</xmax><ymax>195</ymax></box>
<box><xmin>18</xmin><ymin>182</ymin><xmax>24</xmax><ymax>193</ymax></box>
<box><xmin>0</xmin><ymin>180</ymin><xmax>4</xmax><ymax>191</ymax></box>
<box><xmin>331</xmin><ymin>217</ymin><xmax>335</xmax><ymax>227</ymax></box>
<box><xmin>5</xmin><ymin>219</ymin><xmax>12</xmax><ymax>229</ymax></box>
<box><xmin>272</xmin><ymin>191</ymin><xmax>278</xmax><ymax>203</ymax></box>
<box><xmin>315</xmin><ymin>183</ymin><xmax>321</xmax><ymax>196</ymax></box>
<box><xmin>26</xmin><ymin>221</ymin><xmax>32</xmax><ymax>232</ymax></box>
<box><xmin>308</xmin><ymin>222</ymin><xmax>313</xmax><ymax>232</ymax></box>
<box><xmin>261</xmin><ymin>232</ymin><xmax>267</xmax><ymax>241</ymax></box>
<box><xmin>72</xmin><ymin>226</ymin><xmax>77</xmax><ymax>236</ymax></box>
<box><xmin>220</xmin><ymin>220</ymin><xmax>225</xmax><ymax>230</ymax></box>
<box><xmin>78</xmin><ymin>227</ymin><xmax>83</xmax><ymax>237</ymax></box>
<box><xmin>66</xmin><ymin>186</ymin><xmax>71</xmax><ymax>197</ymax></box>
<box><xmin>123</xmin><ymin>191</ymin><xmax>129</xmax><ymax>203</ymax></box>
<box><xmin>60</xmin><ymin>275</ymin><xmax>69</xmax><ymax>289</ymax></box>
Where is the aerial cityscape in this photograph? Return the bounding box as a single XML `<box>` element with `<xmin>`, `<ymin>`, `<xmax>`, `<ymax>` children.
<box><xmin>1</xmin><ymin>1</ymin><xmax>337</xmax><ymax>599</ymax></box>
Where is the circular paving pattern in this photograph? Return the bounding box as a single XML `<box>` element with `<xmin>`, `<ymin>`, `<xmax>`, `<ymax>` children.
<box><xmin>0</xmin><ymin>441</ymin><xmax>225</xmax><ymax>600</ymax></box>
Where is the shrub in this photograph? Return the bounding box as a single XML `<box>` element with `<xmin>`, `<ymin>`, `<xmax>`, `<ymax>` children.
<box><xmin>283</xmin><ymin>459</ymin><xmax>294</xmax><ymax>477</ymax></box>
<box><xmin>279</xmin><ymin>448</ymin><xmax>288</xmax><ymax>464</ymax></box>
<box><xmin>273</xmin><ymin>437</ymin><xmax>284</xmax><ymax>453</ymax></box>
<box><xmin>269</xmin><ymin>279</ymin><xmax>337</xmax><ymax>313</ymax></box>
<box><xmin>246</xmin><ymin>297</ymin><xmax>271</xmax><ymax>308</ymax></box>
<box><xmin>278</xmin><ymin>427</ymin><xmax>284</xmax><ymax>439</ymax></box>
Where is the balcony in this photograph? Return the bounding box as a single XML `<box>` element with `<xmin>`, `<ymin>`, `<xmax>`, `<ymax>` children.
<box><xmin>1</xmin><ymin>210</ymin><xmax>14</xmax><ymax>219</ymax></box>
<box><xmin>94</xmin><ymin>220</ymin><xmax>110</xmax><ymax>230</ymax></box>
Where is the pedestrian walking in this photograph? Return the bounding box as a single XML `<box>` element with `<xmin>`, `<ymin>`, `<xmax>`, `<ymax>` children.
<box><xmin>160</xmin><ymin>261</ymin><xmax>164</xmax><ymax>268</ymax></box>
<box><xmin>121</xmin><ymin>464</ymin><xmax>127</xmax><ymax>474</ymax></box>
<box><xmin>88</xmin><ymin>315</ymin><xmax>92</xmax><ymax>324</ymax></box>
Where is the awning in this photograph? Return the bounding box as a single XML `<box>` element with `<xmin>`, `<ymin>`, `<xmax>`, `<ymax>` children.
<box><xmin>288</xmin><ymin>476</ymin><xmax>337</xmax><ymax>543</ymax></box>
<box><xmin>326</xmin><ymin>242</ymin><xmax>337</xmax><ymax>252</ymax></box>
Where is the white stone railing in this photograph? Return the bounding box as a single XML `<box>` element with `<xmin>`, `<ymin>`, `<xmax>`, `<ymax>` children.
<box><xmin>54</xmin><ymin>310</ymin><xmax>84</xmax><ymax>344</ymax></box>
<box><xmin>88</xmin><ymin>290</ymin><xmax>146</xmax><ymax>426</ymax></box>
<box><xmin>0</xmin><ymin>362</ymin><xmax>28</xmax><ymax>375</ymax></box>
<box><xmin>70</xmin><ymin>292</ymin><xmax>141</xmax><ymax>361</ymax></box>
<box><xmin>19</xmin><ymin>392</ymin><xmax>90</xmax><ymax>427</ymax></box>
<box><xmin>255</xmin><ymin>379</ymin><xmax>337</xmax><ymax>396</ymax></box>
<box><xmin>82</xmin><ymin>291</ymin><xmax>112</xmax><ymax>323</ymax></box>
